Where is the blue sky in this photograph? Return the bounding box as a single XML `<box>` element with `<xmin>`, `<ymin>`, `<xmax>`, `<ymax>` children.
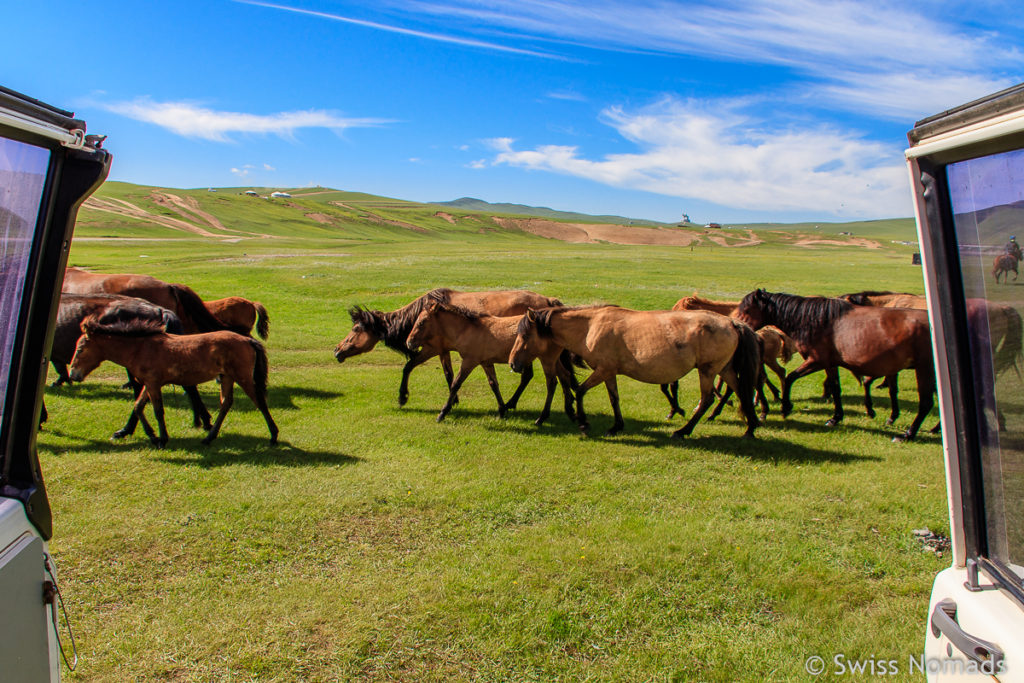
<box><xmin>6</xmin><ymin>0</ymin><xmax>1023</xmax><ymax>223</ymax></box>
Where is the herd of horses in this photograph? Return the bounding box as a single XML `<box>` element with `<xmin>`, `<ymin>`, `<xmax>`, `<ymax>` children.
<box><xmin>47</xmin><ymin>266</ymin><xmax>1024</xmax><ymax>448</ymax></box>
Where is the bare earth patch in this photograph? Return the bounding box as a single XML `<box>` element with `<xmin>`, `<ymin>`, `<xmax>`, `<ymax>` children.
<box><xmin>434</xmin><ymin>211</ymin><xmax>458</xmax><ymax>224</ymax></box>
<box><xmin>795</xmin><ymin>237</ymin><xmax>881</xmax><ymax>249</ymax></box>
<box><xmin>329</xmin><ymin>202</ymin><xmax>428</xmax><ymax>233</ymax></box>
<box><xmin>492</xmin><ymin>217</ymin><xmax>703</xmax><ymax>246</ymax></box>
<box><xmin>305</xmin><ymin>213</ymin><xmax>335</xmax><ymax>225</ymax></box>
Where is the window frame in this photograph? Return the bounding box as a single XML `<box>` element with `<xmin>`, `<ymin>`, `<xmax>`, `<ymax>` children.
<box><xmin>910</xmin><ymin>84</ymin><xmax>1024</xmax><ymax>610</ymax></box>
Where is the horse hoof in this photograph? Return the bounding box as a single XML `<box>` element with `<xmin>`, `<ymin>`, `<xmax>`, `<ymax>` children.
<box><xmin>112</xmin><ymin>430</ymin><xmax>128</xmax><ymax>440</ymax></box>
<box><xmin>534</xmin><ymin>417</ymin><xmax>545</xmax><ymax>426</ymax></box>
<box><xmin>670</xmin><ymin>429</ymin><xmax>688</xmax><ymax>439</ymax></box>
<box><xmin>885</xmin><ymin>417</ymin><xmax>895</xmax><ymax>426</ymax></box>
<box><xmin>604</xmin><ymin>428</ymin><xmax>621</xmax><ymax>437</ymax></box>
<box><xmin>866</xmin><ymin>409</ymin><xmax>876</xmax><ymax>419</ymax></box>
<box><xmin>398</xmin><ymin>394</ymin><xmax>409</xmax><ymax>407</ymax></box>
<box><xmin>201</xmin><ymin>437</ymin><xmax>212</xmax><ymax>446</ymax></box>
<box><xmin>436</xmin><ymin>413</ymin><xmax>447</xmax><ymax>423</ymax></box>
<box><xmin>824</xmin><ymin>418</ymin><xmax>839</xmax><ymax>428</ymax></box>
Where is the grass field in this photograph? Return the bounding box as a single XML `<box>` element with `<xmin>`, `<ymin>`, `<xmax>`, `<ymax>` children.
<box><xmin>38</xmin><ymin>183</ymin><xmax>946</xmax><ymax>681</ymax></box>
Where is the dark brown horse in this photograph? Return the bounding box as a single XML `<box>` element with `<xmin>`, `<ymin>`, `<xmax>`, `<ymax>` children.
<box><xmin>994</xmin><ymin>253</ymin><xmax>1022</xmax><ymax>283</ymax></box>
<box><xmin>334</xmin><ymin>288</ymin><xmax>562</xmax><ymax>405</ymax></box>
<box><xmin>69</xmin><ymin>317</ymin><xmax>277</xmax><ymax>448</ymax></box>
<box><xmin>206</xmin><ymin>297</ymin><xmax>269</xmax><ymax>339</ymax></box>
<box><xmin>50</xmin><ymin>293</ymin><xmax>212</xmax><ymax>429</ymax></box>
<box><xmin>62</xmin><ymin>267</ymin><xmax>237</xmax><ymax>334</ymax></box>
<box><xmin>510</xmin><ymin>306</ymin><xmax>761</xmax><ymax>438</ymax></box>
<box><xmin>406</xmin><ymin>302</ymin><xmax>576</xmax><ymax>424</ymax></box>
<box><xmin>736</xmin><ymin>289</ymin><xmax>935</xmax><ymax>441</ymax></box>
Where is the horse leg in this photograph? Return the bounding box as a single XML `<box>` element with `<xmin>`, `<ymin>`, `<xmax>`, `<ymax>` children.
<box><xmin>124</xmin><ymin>369</ymin><xmax>141</xmax><ymax>393</ymax></box>
<box><xmin>895</xmin><ymin>366</ymin><xmax>935</xmax><ymax>442</ymax></box>
<box><xmin>673</xmin><ymin>369</ymin><xmax>717</xmax><ymax>438</ymax></box>
<box><xmin>863</xmin><ymin>377</ymin><xmax>876</xmax><ymax>418</ymax></box>
<box><xmin>114</xmin><ymin>386</ymin><xmax>149</xmax><ymax>439</ymax></box>
<box><xmin>398</xmin><ymin>349</ymin><xmax>435</xmax><ymax>406</ymax></box>
<box><xmin>503</xmin><ymin>361</ymin><xmax>533</xmax><ymax>413</ymax></box>
<box><xmin>439</xmin><ymin>350</ymin><xmax>458</xmax><ymax>404</ymax></box>
<box><xmin>535</xmin><ymin>370</ymin><xmax>558</xmax><ymax>426</ymax></box>
<box><xmin>573</xmin><ymin>370</ymin><xmax>611</xmax><ymax>435</ymax></box>
<box><xmin>781</xmin><ymin>358</ymin><xmax>823</xmax><ymax>417</ymax></box>
<box><xmin>552</xmin><ymin>359</ymin><xmax>577</xmax><ymax>424</ymax></box>
<box><xmin>824</xmin><ymin>367</ymin><xmax>844</xmax><ymax>427</ymax></box>
<box><xmin>659</xmin><ymin>381</ymin><xmax>684</xmax><ymax>420</ymax></box>
<box><xmin>767</xmin><ymin>359</ymin><xmax>785</xmax><ymax>400</ymax></box>
<box><xmin>886</xmin><ymin>374</ymin><xmax>900</xmax><ymax>425</ymax></box>
<box><xmin>763</xmin><ymin>377</ymin><xmax>779</xmax><ymax>403</ymax></box>
<box><xmin>437</xmin><ymin>362</ymin><xmax>475</xmax><ymax>422</ymax></box>
<box><xmin>148</xmin><ymin>385</ymin><xmax>169</xmax><ymax>448</ymax></box>
<box><xmin>50</xmin><ymin>361</ymin><xmax>71</xmax><ymax>387</ymax></box>
<box><xmin>603</xmin><ymin>376</ymin><xmax>624</xmax><ymax>436</ymax></box>
<box><xmin>202</xmin><ymin>376</ymin><xmax>234</xmax><ymax>445</ymax></box>
<box><xmin>481</xmin><ymin>363</ymin><xmax>507</xmax><ymax>417</ymax></box>
<box><xmin>706</xmin><ymin>385</ymin><xmax>733</xmax><ymax>422</ymax></box>
<box><xmin>183</xmin><ymin>385</ymin><xmax>211</xmax><ymax>429</ymax></box>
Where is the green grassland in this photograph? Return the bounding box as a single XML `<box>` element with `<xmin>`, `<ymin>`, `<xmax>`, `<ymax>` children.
<box><xmin>41</xmin><ymin>183</ymin><xmax>944</xmax><ymax>681</ymax></box>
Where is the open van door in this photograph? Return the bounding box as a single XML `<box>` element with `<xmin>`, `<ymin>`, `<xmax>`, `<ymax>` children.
<box><xmin>0</xmin><ymin>87</ymin><xmax>110</xmax><ymax>680</ymax></box>
<box><xmin>909</xmin><ymin>86</ymin><xmax>1024</xmax><ymax>680</ymax></box>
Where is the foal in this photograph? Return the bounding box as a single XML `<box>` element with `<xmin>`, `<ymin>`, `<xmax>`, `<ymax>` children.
<box><xmin>69</xmin><ymin>317</ymin><xmax>278</xmax><ymax>448</ymax></box>
<box><xmin>206</xmin><ymin>296</ymin><xmax>270</xmax><ymax>339</ymax></box>
<box><xmin>406</xmin><ymin>302</ymin><xmax>576</xmax><ymax>424</ymax></box>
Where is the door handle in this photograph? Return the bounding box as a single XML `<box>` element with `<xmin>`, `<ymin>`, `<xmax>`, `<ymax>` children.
<box><xmin>930</xmin><ymin>599</ymin><xmax>1004</xmax><ymax>671</ymax></box>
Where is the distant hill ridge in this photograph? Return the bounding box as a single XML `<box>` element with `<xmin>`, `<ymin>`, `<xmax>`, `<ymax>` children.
<box><xmin>434</xmin><ymin>197</ymin><xmax>663</xmax><ymax>226</ymax></box>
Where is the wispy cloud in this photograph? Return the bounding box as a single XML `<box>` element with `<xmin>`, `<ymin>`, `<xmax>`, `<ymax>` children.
<box><xmin>393</xmin><ymin>0</ymin><xmax>1021</xmax><ymax>119</ymax></box>
<box><xmin>96</xmin><ymin>97</ymin><xmax>391</xmax><ymax>142</ymax></box>
<box><xmin>489</xmin><ymin>97</ymin><xmax>911</xmax><ymax>218</ymax></box>
<box><xmin>235</xmin><ymin>0</ymin><xmax>564</xmax><ymax>60</ymax></box>
<box><xmin>546</xmin><ymin>90</ymin><xmax>587</xmax><ymax>102</ymax></box>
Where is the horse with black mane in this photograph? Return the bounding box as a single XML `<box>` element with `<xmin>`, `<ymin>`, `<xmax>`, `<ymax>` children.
<box><xmin>50</xmin><ymin>293</ymin><xmax>212</xmax><ymax>429</ymax></box>
<box><xmin>69</xmin><ymin>316</ymin><xmax>277</xmax><ymax>448</ymax></box>
<box><xmin>736</xmin><ymin>289</ymin><xmax>935</xmax><ymax>441</ymax></box>
<box><xmin>334</xmin><ymin>288</ymin><xmax>562</xmax><ymax>405</ymax></box>
<box><xmin>510</xmin><ymin>305</ymin><xmax>761</xmax><ymax>439</ymax></box>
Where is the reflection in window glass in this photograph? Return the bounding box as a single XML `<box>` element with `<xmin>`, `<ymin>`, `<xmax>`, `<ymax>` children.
<box><xmin>0</xmin><ymin>138</ymin><xmax>50</xmax><ymax>424</ymax></box>
<box><xmin>948</xmin><ymin>148</ymin><xmax>1024</xmax><ymax>581</ymax></box>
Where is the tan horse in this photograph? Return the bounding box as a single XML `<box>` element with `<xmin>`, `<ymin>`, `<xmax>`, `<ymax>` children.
<box><xmin>406</xmin><ymin>302</ymin><xmax>576</xmax><ymax>424</ymax></box>
<box><xmin>672</xmin><ymin>294</ymin><xmax>738</xmax><ymax>316</ymax></box>
<box><xmin>69</xmin><ymin>317</ymin><xmax>277</xmax><ymax>448</ymax></box>
<box><xmin>510</xmin><ymin>306</ymin><xmax>761</xmax><ymax>438</ymax></box>
<box><xmin>206</xmin><ymin>297</ymin><xmax>270</xmax><ymax>339</ymax></box>
<box><xmin>335</xmin><ymin>288</ymin><xmax>561</xmax><ymax>406</ymax></box>
<box><xmin>63</xmin><ymin>267</ymin><xmax>234</xmax><ymax>334</ymax></box>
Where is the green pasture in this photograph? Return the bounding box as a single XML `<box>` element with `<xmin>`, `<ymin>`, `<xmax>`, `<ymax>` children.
<box><xmin>39</xmin><ymin>184</ymin><xmax>944</xmax><ymax>681</ymax></box>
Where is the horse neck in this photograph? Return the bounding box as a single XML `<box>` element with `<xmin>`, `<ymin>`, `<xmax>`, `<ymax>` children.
<box><xmin>88</xmin><ymin>333</ymin><xmax>153</xmax><ymax>371</ymax></box>
<box><xmin>543</xmin><ymin>309</ymin><xmax>594</xmax><ymax>354</ymax></box>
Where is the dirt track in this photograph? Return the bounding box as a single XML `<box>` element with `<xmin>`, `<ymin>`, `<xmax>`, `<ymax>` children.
<box><xmin>491</xmin><ymin>217</ymin><xmax>704</xmax><ymax>246</ymax></box>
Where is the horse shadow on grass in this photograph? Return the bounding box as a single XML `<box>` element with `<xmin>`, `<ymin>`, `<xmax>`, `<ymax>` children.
<box><xmin>45</xmin><ymin>382</ymin><xmax>344</xmax><ymax>413</ymax></box>
<box><xmin>39</xmin><ymin>428</ymin><xmax>359</xmax><ymax>468</ymax></box>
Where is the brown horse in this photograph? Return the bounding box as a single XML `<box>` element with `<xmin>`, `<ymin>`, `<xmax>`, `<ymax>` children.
<box><xmin>50</xmin><ymin>293</ymin><xmax>212</xmax><ymax>429</ymax></box>
<box><xmin>672</xmin><ymin>294</ymin><xmax>738</xmax><ymax>315</ymax></box>
<box><xmin>334</xmin><ymin>288</ymin><xmax>562</xmax><ymax>406</ymax></box>
<box><xmin>994</xmin><ymin>253</ymin><xmax>1022</xmax><ymax>283</ymax></box>
<box><xmin>840</xmin><ymin>290</ymin><xmax>928</xmax><ymax>309</ymax></box>
<box><xmin>510</xmin><ymin>306</ymin><xmax>761</xmax><ymax>438</ymax></box>
<box><xmin>736</xmin><ymin>289</ymin><xmax>935</xmax><ymax>441</ymax></box>
<box><xmin>69</xmin><ymin>317</ymin><xmax>277</xmax><ymax>448</ymax></box>
<box><xmin>206</xmin><ymin>297</ymin><xmax>269</xmax><ymax>339</ymax></box>
<box><xmin>406</xmin><ymin>302</ymin><xmax>576</xmax><ymax>424</ymax></box>
<box><xmin>63</xmin><ymin>267</ymin><xmax>237</xmax><ymax>334</ymax></box>
<box><xmin>706</xmin><ymin>324</ymin><xmax>797</xmax><ymax>422</ymax></box>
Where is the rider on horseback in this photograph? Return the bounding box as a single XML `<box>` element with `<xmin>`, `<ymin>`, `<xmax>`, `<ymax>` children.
<box><xmin>1005</xmin><ymin>235</ymin><xmax>1022</xmax><ymax>260</ymax></box>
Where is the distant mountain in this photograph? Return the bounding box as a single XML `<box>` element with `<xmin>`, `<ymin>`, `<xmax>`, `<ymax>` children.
<box><xmin>434</xmin><ymin>197</ymin><xmax>663</xmax><ymax>226</ymax></box>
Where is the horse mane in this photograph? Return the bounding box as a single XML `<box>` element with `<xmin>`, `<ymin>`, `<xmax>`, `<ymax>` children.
<box><xmin>347</xmin><ymin>288</ymin><xmax>456</xmax><ymax>359</ymax></box>
<box><xmin>431</xmin><ymin>301</ymin><xmax>487</xmax><ymax>323</ymax></box>
<box><xmin>739</xmin><ymin>290</ymin><xmax>852</xmax><ymax>346</ymax></box>
<box><xmin>516</xmin><ymin>304</ymin><xmax>614</xmax><ymax>338</ymax></box>
<box><xmin>82</xmin><ymin>315</ymin><xmax>167</xmax><ymax>337</ymax></box>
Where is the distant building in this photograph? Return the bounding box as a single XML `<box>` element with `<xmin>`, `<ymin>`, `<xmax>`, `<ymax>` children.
<box><xmin>704</xmin><ymin>222</ymin><xmax>722</xmax><ymax>229</ymax></box>
<box><xmin>271</xmin><ymin>191</ymin><xmax>291</xmax><ymax>198</ymax></box>
<box><xmin>244</xmin><ymin>190</ymin><xmax>259</xmax><ymax>197</ymax></box>
<box><xmin>681</xmin><ymin>213</ymin><xmax>691</xmax><ymax>224</ymax></box>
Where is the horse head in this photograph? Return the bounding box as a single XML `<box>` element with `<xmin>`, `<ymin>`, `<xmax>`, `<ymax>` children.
<box><xmin>405</xmin><ymin>302</ymin><xmax>441</xmax><ymax>352</ymax></box>
<box><xmin>335</xmin><ymin>306</ymin><xmax>386</xmax><ymax>362</ymax></box>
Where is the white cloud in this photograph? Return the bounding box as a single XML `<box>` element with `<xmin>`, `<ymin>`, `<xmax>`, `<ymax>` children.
<box><xmin>490</xmin><ymin>97</ymin><xmax>912</xmax><ymax>218</ymax></box>
<box><xmin>230</xmin><ymin>167</ymin><xmax>249</xmax><ymax>177</ymax></box>
<box><xmin>398</xmin><ymin>0</ymin><xmax>1022</xmax><ymax>119</ymax></box>
<box><xmin>263</xmin><ymin>163</ymin><xmax>276</xmax><ymax>171</ymax></box>
<box><xmin>467</xmin><ymin>159</ymin><xmax>489</xmax><ymax>169</ymax></box>
<box><xmin>546</xmin><ymin>90</ymin><xmax>587</xmax><ymax>102</ymax></box>
<box><xmin>97</xmin><ymin>98</ymin><xmax>391</xmax><ymax>142</ymax></box>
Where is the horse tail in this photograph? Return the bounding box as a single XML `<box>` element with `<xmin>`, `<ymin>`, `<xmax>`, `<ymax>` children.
<box><xmin>547</xmin><ymin>297</ymin><xmax>564</xmax><ymax>308</ymax></box>
<box><xmin>729</xmin><ymin>320</ymin><xmax>762</xmax><ymax>433</ymax></box>
<box><xmin>254</xmin><ymin>302</ymin><xmax>270</xmax><ymax>339</ymax></box>
<box><xmin>170</xmin><ymin>284</ymin><xmax>234</xmax><ymax>334</ymax></box>
<box><xmin>249</xmin><ymin>338</ymin><xmax>269</xmax><ymax>400</ymax></box>
<box><xmin>997</xmin><ymin>305</ymin><xmax>1024</xmax><ymax>382</ymax></box>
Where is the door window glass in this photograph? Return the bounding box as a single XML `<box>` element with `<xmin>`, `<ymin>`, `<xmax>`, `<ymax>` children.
<box><xmin>0</xmin><ymin>137</ymin><xmax>50</xmax><ymax>424</ymax></box>
<box><xmin>948</xmin><ymin>148</ymin><xmax>1024</xmax><ymax>581</ymax></box>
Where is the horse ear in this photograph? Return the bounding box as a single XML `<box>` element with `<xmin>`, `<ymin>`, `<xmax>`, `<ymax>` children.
<box><xmin>526</xmin><ymin>309</ymin><xmax>537</xmax><ymax>322</ymax></box>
